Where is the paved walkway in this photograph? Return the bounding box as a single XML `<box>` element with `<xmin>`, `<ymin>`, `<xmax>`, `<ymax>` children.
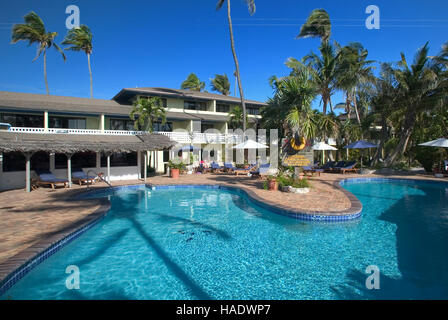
<box><xmin>0</xmin><ymin>171</ymin><xmax>446</xmax><ymax>282</ymax></box>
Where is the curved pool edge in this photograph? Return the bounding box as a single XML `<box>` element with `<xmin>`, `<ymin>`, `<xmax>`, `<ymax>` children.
<box><xmin>2</xmin><ymin>176</ymin><xmax>446</xmax><ymax>298</ymax></box>
<box><xmin>339</xmin><ymin>176</ymin><xmax>448</xmax><ymax>187</ymax></box>
<box><xmin>0</xmin><ymin>198</ymin><xmax>110</xmax><ymax>298</ymax></box>
<box><xmin>147</xmin><ymin>183</ymin><xmax>363</xmax><ymax>222</ymax></box>
<box><xmin>2</xmin><ymin>177</ymin><xmax>396</xmax><ymax>298</ymax></box>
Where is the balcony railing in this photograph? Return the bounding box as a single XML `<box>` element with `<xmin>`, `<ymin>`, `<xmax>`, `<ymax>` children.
<box><xmin>7</xmin><ymin>127</ymin><xmax>146</xmax><ymax>135</ymax></box>
<box><xmin>4</xmin><ymin>127</ymin><xmax>243</xmax><ymax>144</ymax></box>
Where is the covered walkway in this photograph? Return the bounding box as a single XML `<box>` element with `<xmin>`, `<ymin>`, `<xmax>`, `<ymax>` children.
<box><xmin>0</xmin><ymin>131</ymin><xmax>175</xmax><ymax>192</ymax></box>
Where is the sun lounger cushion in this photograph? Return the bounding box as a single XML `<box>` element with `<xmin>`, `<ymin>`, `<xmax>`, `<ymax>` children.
<box><xmin>333</xmin><ymin>161</ymin><xmax>346</xmax><ymax>168</ymax></box>
<box><xmin>38</xmin><ymin>173</ymin><xmax>67</xmax><ymax>182</ymax></box>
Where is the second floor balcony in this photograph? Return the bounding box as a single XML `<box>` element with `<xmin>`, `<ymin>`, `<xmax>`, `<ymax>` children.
<box><xmin>3</xmin><ymin>126</ymin><xmax>244</xmax><ymax>144</ymax></box>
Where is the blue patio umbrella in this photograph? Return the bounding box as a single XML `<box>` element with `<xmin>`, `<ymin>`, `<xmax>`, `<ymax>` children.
<box><xmin>343</xmin><ymin>140</ymin><xmax>378</xmax><ymax>169</ymax></box>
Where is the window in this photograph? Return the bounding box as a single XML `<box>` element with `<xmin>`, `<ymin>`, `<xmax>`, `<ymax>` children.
<box><xmin>201</xmin><ymin>123</ymin><xmax>214</xmax><ymax>132</ymax></box>
<box><xmin>216</xmin><ymin>104</ymin><xmax>230</xmax><ymax>113</ymax></box>
<box><xmin>246</xmin><ymin>104</ymin><xmax>260</xmax><ymax>115</ymax></box>
<box><xmin>184</xmin><ymin>100</ymin><xmax>206</xmax><ymax>111</ymax></box>
<box><xmin>110</xmin><ymin>119</ymin><xmax>135</xmax><ymax>131</ymax></box>
<box><xmin>55</xmin><ymin>152</ymin><xmax>97</xmax><ymax>169</ymax></box>
<box><xmin>49</xmin><ymin>116</ymin><xmax>86</xmax><ymax>129</ymax></box>
<box><xmin>153</xmin><ymin>121</ymin><xmax>172</xmax><ymax>132</ymax></box>
<box><xmin>101</xmin><ymin>152</ymin><xmax>137</xmax><ymax>167</ymax></box>
<box><xmin>2</xmin><ymin>152</ymin><xmax>25</xmax><ymax>172</ymax></box>
<box><xmin>0</xmin><ymin>113</ymin><xmax>44</xmax><ymax>127</ymax></box>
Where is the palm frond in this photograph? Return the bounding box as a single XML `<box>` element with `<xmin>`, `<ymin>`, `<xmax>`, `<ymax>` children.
<box><xmin>297</xmin><ymin>8</ymin><xmax>331</xmax><ymax>43</ymax></box>
<box><xmin>215</xmin><ymin>0</ymin><xmax>225</xmax><ymax>10</ymax></box>
<box><xmin>246</xmin><ymin>0</ymin><xmax>256</xmax><ymax>15</ymax></box>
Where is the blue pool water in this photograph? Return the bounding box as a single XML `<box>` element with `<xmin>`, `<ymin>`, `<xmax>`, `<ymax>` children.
<box><xmin>2</xmin><ymin>179</ymin><xmax>448</xmax><ymax>300</ymax></box>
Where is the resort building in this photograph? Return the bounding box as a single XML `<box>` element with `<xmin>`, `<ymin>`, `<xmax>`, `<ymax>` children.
<box><xmin>0</xmin><ymin>88</ymin><xmax>266</xmax><ymax>191</ymax></box>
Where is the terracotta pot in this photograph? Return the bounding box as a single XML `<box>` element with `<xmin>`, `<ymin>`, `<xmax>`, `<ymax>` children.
<box><xmin>171</xmin><ymin>168</ymin><xmax>180</xmax><ymax>179</ymax></box>
<box><xmin>268</xmin><ymin>179</ymin><xmax>278</xmax><ymax>191</ymax></box>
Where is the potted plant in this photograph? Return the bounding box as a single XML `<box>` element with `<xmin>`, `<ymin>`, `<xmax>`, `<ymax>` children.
<box><xmin>266</xmin><ymin>175</ymin><xmax>278</xmax><ymax>191</ymax></box>
<box><xmin>168</xmin><ymin>160</ymin><xmax>185</xmax><ymax>179</ymax></box>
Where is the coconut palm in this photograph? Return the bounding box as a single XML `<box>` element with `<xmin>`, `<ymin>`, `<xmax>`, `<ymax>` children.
<box><xmin>210</xmin><ymin>74</ymin><xmax>231</xmax><ymax>95</ymax></box>
<box><xmin>11</xmin><ymin>11</ymin><xmax>66</xmax><ymax>95</ymax></box>
<box><xmin>62</xmin><ymin>25</ymin><xmax>94</xmax><ymax>98</ymax></box>
<box><xmin>432</xmin><ymin>41</ymin><xmax>448</xmax><ymax>67</ymax></box>
<box><xmin>336</xmin><ymin>42</ymin><xmax>375</xmax><ymax>125</ymax></box>
<box><xmin>267</xmin><ymin>68</ymin><xmax>318</xmax><ymax>139</ymax></box>
<box><xmin>289</xmin><ymin>42</ymin><xmax>340</xmax><ymax>115</ymax></box>
<box><xmin>129</xmin><ymin>97</ymin><xmax>166</xmax><ymax>132</ymax></box>
<box><xmin>315</xmin><ymin>111</ymin><xmax>340</xmax><ymax>142</ymax></box>
<box><xmin>228</xmin><ymin>105</ymin><xmax>248</xmax><ymax>130</ymax></box>
<box><xmin>180</xmin><ymin>73</ymin><xmax>205</xmax><ymax>91</ymax></box>
<box><xmin>216</xmin><ymin>0</ymin><xmax>256</xmax><ymax>132</ymax></box>
<box><xmin>297</xmin><ymin>8</ymin><xmax>331</xmax><ymax>45</ymax></box>
<box><xmin>384</xmin><ymin>43</ymin><xmax>446</xmax><ymax>165</ymax></box>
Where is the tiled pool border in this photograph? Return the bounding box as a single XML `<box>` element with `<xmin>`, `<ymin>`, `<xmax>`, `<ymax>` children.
<box><xmin>0</xmin><ymin>198</ymin><xmax>110</xmax><ymax>297</ymax></box>
<box><xmin>4</xmin><ymin>176</ymin><xmax>443</xmax><ymax>297</ymax></box>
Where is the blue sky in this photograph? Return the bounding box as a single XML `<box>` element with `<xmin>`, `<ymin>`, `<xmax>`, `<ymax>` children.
<box><xmin>0</xmin><ymin>0</ymin><xmax>447</xmax><ymax>112</ymax></box>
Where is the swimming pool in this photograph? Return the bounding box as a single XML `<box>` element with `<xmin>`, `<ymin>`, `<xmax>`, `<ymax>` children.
<box><xmin>2</xmin><ymin>179</ymin><xmax>448</xmax><ymax>299</ymax></box>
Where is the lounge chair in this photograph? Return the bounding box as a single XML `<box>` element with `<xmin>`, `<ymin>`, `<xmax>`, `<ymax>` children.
<box><xmin>224</xmin><ymin>162</ymin><xmax>237</xmax><ymax>173</ymax></box>
<box><xmin>334</xmin><ymin>161</ymin><xmax>358</xmax><ymax>174</ymax></box>
<box><xmin>251</xmin><ymin>163</ymin><xmax>271</xmax><ymax>178</ymax></box>
<box><xmin>303</xmin><ymin>165</ymin><xmax>324</xmax><ymax>177</ymax></box>
<box><xmin>318</xmin><ymin>161</ymin><xmax>335</xmax><ymax>172</ymax></box>
<box><xmin>210</xmin><ymin>162</ymin><xmax>225</xmax><ymax>173</ymax></box>
<box><xmin>71</xmin><ymin>168</ymin><xmax>99</xmax><ymax>185</ymax></box>
<box><xmin>35</xmin><ymin>169</ymin><xmax>69</xmax><ymax>190</ymax></box>
<box><xmin>326</xmin><ymin>161</ymin><xmax>345</xmax><ymax>172</ymax></box>
<box><xmin>196</xmin><ymin>163</ymin><xmax>209</xmax><ymax>174</ymax></box>
<box><xmin>234</xmin><ymin>164</ymin><xmax>257</xmax><ymax>176</ymax></box>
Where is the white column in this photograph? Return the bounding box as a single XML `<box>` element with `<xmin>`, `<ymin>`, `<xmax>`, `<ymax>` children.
<box><xmin>137</xmin><ymin>151</ymin><xmax>142</xmax><ymax>179</ymax></box>
<box><xmin>0</xmin><ymin>152</ymin><xmax>3</xmax><ymax>175</ymax></box>
<box><xmin>96</xmin><ymin>152</ymin><xmax>101</xmax><ymax>171</ymax></box>
<box><xmin>49</xmin><ymin>153</ymin><xmax>55</xmax><ymax>172</ymax></box>
<box><xmin>107</xmin><ymin>154</ymin><xmax>111</xmax><ymax>183</ymax></box>
<box><xmin>25</xmin><ymin>153</ymin><xmax>31</xmax><ymax>193</ymax></box>
<box><xmin>67</xmin><ymin>154</ymin><xmax>72</xmax><ymax>187</ymax></box>
<box><xmin>143</xmin><ymin>152</ymin><xmax>147</xmax><ymax>182</ymax></box>
<box><xmin>100</xmin><ymin>114</ymin><xmax>105</xmax><ymax>132</ymax></box>
<box><xmin>44</xmin><ymin>111</ymin><xmax>49</xmax><ymax>132</ymax></box>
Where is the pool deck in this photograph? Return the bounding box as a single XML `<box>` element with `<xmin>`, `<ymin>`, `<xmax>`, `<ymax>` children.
<box><xmin>0</xmin><ymin>171</ymin><xmax>446</xmax><ymax>283</ymax></box>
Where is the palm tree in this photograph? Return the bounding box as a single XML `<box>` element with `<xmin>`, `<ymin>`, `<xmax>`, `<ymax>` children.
<box><xmin>336</xmin><ymin>42</ymin><xmax>375</xmax><ymax>125</ymax></box>
<box><xmin>62</xmin><ymin>25</ymin><xmax>94</xmax><ymax>98</ymax></box>
<box><xmin>228</xmin><ymin>105</ymin><xmax>248</xmax><ymax>130</ymax></box>
<box><xmin>129</xmin><ymin>97</ymin><xmax>166</xmax><ymax>132</ymax></box>
<box><xmin>266</xmin><ymin>68</ymin><xmax>318</xmax><ymax>139</ymax></box>
<box><xmin>369</xmin><ymin>64</ymin><xmax>398</xmax><ymax>165</ymax></box>
<box><xmin>181</xmin><ymin>73</ymin><xmax>205</xmax><ymax>91</ymax></box>
<box><xmin>315</xmin><ymin>111</ymin><xmax>340</xmax><ymax>142</ymax></box>
<box><xmin>216</xmin><ymin>0</ymin><xmax>256</xmax><ymax>132</ymax></box>
<box><xmin>210</xmin><ymin>74</ymin><xmax>231</xmax><ymax>95</ymax></box>
<box><xmin>293</xmin><ymin>42</ymin><xmax>340</xmax><ymax>115</ymax></box>
<box><xmin>432</xmin><ymin>41</ymin><xmax>448</xmax><ymax>67</ymax></box>
<box><xmin>384</xmin><ymin>43</ymin><xmax>446</xmax><ymax>165</ymax></box>
<box><xmin>297</xmin><ymin>8</ymin><xmax>331</xmax><ymax>45</ymax></box>
<box><xmin>11</xmin><ymin>11</ymin><xmax>66</xmax><ymax>95</ymax></box>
